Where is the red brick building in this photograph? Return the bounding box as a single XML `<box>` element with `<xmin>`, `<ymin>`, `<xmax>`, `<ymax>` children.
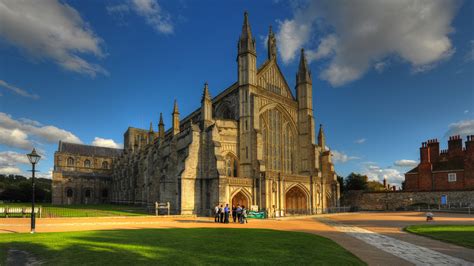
<box><xmin>404</xmin><ymin>135</ymin><xmax>474</xmax><ymax>191</ymax></box>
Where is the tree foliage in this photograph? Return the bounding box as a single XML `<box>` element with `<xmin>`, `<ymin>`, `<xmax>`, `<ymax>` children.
<box><xmin>0</xmin><ymin>174</ymin><xmax>51</xmax><ymax>202</ymax></box>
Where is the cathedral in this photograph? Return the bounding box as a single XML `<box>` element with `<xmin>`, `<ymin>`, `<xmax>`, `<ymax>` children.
<box><xmin>52</xmin><ymin>12</ymin><xmax>340</xmax><ymax>216</ymax></box>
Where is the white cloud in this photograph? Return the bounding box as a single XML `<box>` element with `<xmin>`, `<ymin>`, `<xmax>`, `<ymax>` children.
<box><xmin>354</xmin><ymin>138</ymin><xmax>366</xmax><ymax>144</ymax></box>
<box><xmin>0</xmin><ymin>80</ymin><xmax>39</xmax><ymax>99</ymax></box>
<box><xmin>331</xmin><ymin>150</ymin><xmax>360</xmax><ymax>163</ymax></box>
<box><xmin>306</xmin><ymin>34</ymin><xmax>337</xmax><ymax>62</ymax></box>
<box><xmin>394</xmin><ymin>159</ymin><xmax>418</xmax><ymax>167</ymax></box>
<box><xmin>374</xmin><ymin>61</ymin><xmax>389</xmax><ymax>73</ymax></box>
<box><xmin>0</xmin><ymin>151</ymin><xmax>30</xmax><ymax>175</ymax></box>
<box><xmin>0</xmin><ymin>0</ymin><xmax>107</xmax><ymax>76</ymax></box>
<box><xmin>465</xmin><ymin>110</ymin><xmax>469</xmax><ymax>114</ymax></box>
<box><xmin>92</xmin><ymin>137</ymin><xmax>123</xmax><ymax>149</ymax></box>
<box><xmin>107</xmin><ymin>0</ymin><xmax>173</xmax><ymax>34</ymax></box>
<box><xmin>362</xmin><ymin>163</ymin><xmax>404</xmax><ymax>188</ymax></box>
<box><xmin>276</xmin><ymin>0</ymin><xmax>459</xmax><ymax>86</ymax></box>
<box><xmin>0</xmin><ymin>112</ymin><xmax>82</xmax><ymax>150</ymax></box>
<box><xmin>446</xmin><ymin>120</ymin><xmax>474</xmax><ymax>138</ymax></box>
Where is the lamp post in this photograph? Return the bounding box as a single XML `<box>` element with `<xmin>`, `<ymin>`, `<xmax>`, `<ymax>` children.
<box><xmin>27</xmin><ymin>148</ymin><xmax>41</xmax><ymax>234</ymax></box>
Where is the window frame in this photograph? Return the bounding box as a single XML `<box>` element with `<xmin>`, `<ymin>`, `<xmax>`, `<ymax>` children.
<box><xmin>448</xmin><ymin>173</ymin><xmax>457</xmax><ymax>182</ymax></box>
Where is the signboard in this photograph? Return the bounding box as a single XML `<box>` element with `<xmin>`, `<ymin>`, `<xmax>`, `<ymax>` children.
<box><xmin>250</xmin><ymin>205</ymin><xmax>259</xmax><ymax>212</ymax></box>
<box><xmin>441</xmin><ymin>195</ymin><xmax>447</xmax><ymax>205</ymax></box>
<box><xmin>247</xmin><ymin>211</ymin><xmax>265</xmax><ymax>219</ymax></box>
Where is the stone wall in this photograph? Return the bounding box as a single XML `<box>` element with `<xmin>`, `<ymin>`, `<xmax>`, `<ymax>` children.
<box><xmin>343</xmin><ymin>190</ymin><xmax>474</xmax><ymax>210</ymax></box>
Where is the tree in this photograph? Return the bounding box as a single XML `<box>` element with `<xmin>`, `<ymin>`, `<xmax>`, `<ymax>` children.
<box><xmin>366</xmin><ymin>180</ymin><xmax>385</xmax><ymax>192</ymax></box>
<box><xmin>345</xmin><ymin>172</ymin><xmax>368</xmax><ymax>191</ymax></box>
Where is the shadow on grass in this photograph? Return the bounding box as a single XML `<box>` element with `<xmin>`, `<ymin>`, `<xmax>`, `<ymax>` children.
<box><xmin>0</xmin><ymin>228</ymin><xmax>365</xmax><ymax>265</ymax></box>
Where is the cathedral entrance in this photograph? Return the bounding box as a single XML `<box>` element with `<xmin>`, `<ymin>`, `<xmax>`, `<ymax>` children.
<box><xmin>285</xmin><ymin>186</ymin><xmax>308</xmax><ymax>215</ymax></box>
<box><xmin>231</xmin><ymin>191</ymin><xmax>249</xmax><ymax>208</ymax></box>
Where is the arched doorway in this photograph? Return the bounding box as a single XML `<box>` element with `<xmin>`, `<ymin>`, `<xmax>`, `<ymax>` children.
<box><xmin>231</xmin><ymin>191</ymin><xmax>249</xmax><ymax>208</ymax></box>
<box><xmin>285</xmin><ymin>186</ymin><xmax>308</xmax><ymax>215</ymax></box>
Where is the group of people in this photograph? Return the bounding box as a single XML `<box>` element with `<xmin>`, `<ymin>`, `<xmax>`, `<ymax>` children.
<box><xmin>214</xmin><ymin>204</ymin><xmax>248</xmax><ymax>224</ymax></box>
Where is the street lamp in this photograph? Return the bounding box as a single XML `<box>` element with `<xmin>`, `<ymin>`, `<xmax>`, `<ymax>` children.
<box><xmin>27</xmin><ymin>148</ymin><xmax>41</xmax><ymax>234</ymax></box>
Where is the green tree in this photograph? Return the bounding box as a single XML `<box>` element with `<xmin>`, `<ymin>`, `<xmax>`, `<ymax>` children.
<box><xmin>345</xmin><ymin>173</ymin><xmax>368</xmax><ymax>191</ymax></box>
<box><xmin>366</xmin><ymin>180</ymin><xmax>385</xmax><ymax>191</ymax></box>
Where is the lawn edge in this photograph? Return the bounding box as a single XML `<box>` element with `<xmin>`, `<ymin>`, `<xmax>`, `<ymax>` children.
<box><xmin>403</xmin><ymin>224</ymin><xmax>474</xmax><ymax>250</ymax></box>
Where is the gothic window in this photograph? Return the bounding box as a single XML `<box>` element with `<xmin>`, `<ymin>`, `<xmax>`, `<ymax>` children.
<box><xmin>102</xmin><ymin>161</ymin><xmax>109</xmax><ymax>169</ymax></box>
<box><xmin>66</xmin><ymin>188</ymin><xmax>73</xmax><ymax>198</ymax></box>
<box><xmin>67</xmin><ymin>157</ymin><xmax>74</xmax><ymax>166</ymax></box>
<box><xmin>260</xmin><ymin>108</ymin><xmax>295</xmax><ymax>174</ymax></box>
<box><xmin>84</xmin><ymin>159</ymin><xmax>91</xmax><ymax>168</ymax></box>
<box><xmin>102</xmin><ymin>189</ymin><xmax>108</xmax><ymax>198</ymax></box>
<box><xmin>85</xmin><ymin>189</ymin><xmax>91</xmax><ymax>198</ymax></box>
<box><xmin>225</xmin><ymin>154</ymin><xmax>239</xmax><ymax>177</ymax></box>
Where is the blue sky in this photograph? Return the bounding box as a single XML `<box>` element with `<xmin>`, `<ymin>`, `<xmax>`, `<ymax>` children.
<box><xmin>0</xmin><ymin>0</ymin><xmax>473</xmax><ymax>187</ymax></box>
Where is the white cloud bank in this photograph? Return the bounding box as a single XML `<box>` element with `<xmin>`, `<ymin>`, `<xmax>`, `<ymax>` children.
<box><xmin>0</xmin><ymin>112</ymin><xmax>82</xmax><ymax>150</ymax></box>
<box><xmin>394</xmin><ymin>159</ymin><xmax>418</xmax><ymax>167</ymax></box>
<box><xmin>107</xmin><ymin>0</ymin><xmax>173</xmax><ymax>34</ymax></box>
<box><xmin>446</xmin><ymin>119</ymin><xmax>474</xmax><ymax>138</ymax></box>
<box><xmin>362</xmin><ymin>163</ymin><xmax>404</xmax><ymax>188</ymax></box>
<box><xmin>332</xmin><ymin>150</ymin><xmax>359</xmax><ymax>163</ymax></box>
<box><xmin>0</xmin><ymin>0</ymin><xmax>107</xmax><ymax>76</ymax></box>
<box><xmin>92</xmin><ymin>137</ymin><xmax>123</xmax><ymax>149</ymax></box>
<box><xmin>276</xmin><ymin>0</ymin><xmax>459</xmax><ymax>86</ymax></box>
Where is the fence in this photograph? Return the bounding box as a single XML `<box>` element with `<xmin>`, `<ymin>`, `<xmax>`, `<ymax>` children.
<box><xmin>0</xmin><ymin>207</ymin><xmax>42</xmax><ymax>218</ymax></box>
<box><xmin>406</xmin><ymin>203</ymin><xmax>473</xmax><ymax>215</ymax></box>
<box><xmin>0</xmin><ymin>205</ymin><xmax>151</xmax><ymax>218</ymax></box>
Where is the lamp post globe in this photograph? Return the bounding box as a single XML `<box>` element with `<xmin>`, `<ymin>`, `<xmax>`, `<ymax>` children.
<box><xmin>27</xmin><ymin>148</ymin><xmax>41</xmax><ymax>233</ymax></box>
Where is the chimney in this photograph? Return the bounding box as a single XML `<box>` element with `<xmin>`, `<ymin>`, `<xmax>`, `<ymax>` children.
<box><xmin>466</xmin><ymin>135</ymin><xmax>474</xmax><ymax>155</ymax></box>
<box><xmin>427</xmin><ymin>139</ymin><xmax>440</xmax><ymax>162</ymax></box>
<box><xmin>420</xmin><ymin>142</ymin><xmax>431</xmax><ymax>163</ymax></box>
<box><xmin>448</xmin><ymin>135</ymin><xmax>463</xmax><ymax>156</ymax></box>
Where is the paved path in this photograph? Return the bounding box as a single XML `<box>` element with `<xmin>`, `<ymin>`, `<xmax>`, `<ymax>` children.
<box><xmin>0</xmin><ymin>212</ymin><xmax>472</xmax><ymax>265</ymax></box>
<box><xmin>319</xmin><ymin>217</ymin><xmax>472</xmax><ymax>265</ymax></box>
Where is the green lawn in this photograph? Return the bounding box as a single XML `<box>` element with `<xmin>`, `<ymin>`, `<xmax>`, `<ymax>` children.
<box><xmin>0</xmin><ymin>203</ymin><xmax>150</xmax><ymax>217</ymax></box>
<box><xmin>0</xmin><ymin>228</ymin><xmax>365</xmax><ymax>265</ymax></box>
<box><xmin>405</xmin><ymin>225</ymin><xmax>474</xmax><ymax>249</ymax></box>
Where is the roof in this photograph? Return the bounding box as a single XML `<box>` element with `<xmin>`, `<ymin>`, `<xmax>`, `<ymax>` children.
<box><xmin>58</xmin><ymin>141</ymin><xmax>123</xmax><ymax>157</ymax></box>
<box><xmin>405</xmin><ymin>159</ymin><xmax>465</xmax><ymax>174</ymax></box>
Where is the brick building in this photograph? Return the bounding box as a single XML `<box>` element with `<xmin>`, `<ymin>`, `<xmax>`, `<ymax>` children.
<box><xmin>404</xmin><ymin>135</ymin><xmax>474</xmax><ymax>191</ymax></box>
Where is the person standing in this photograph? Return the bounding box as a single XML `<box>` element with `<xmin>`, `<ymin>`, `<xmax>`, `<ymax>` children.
<box><xmin>224</xmin><ymin>204</ymin><xmax>230</xmax><ymax>224</ymax></box>
<box><xmin>219</xmin><ymin>205</ymin><xmax>224</xmax><ymax>223</ymax></box>
<box><xmin>214</xmin><ymin>204</ymin><xmax>220</xmax><ymax>223</ymax></box>
<box><xmin>236</xmin><ymin>205</ymin><xmax>242</xmax><ymax>223</ymax></box>
<box><xmin>241</xmin><ymin>205</ymin><xmax>248</xmax><ymax>224</ymax></box>
<box><xmin>232</xmin><ymin>205</ymin><xmax>237</xmax><ymax>223</ymax></box>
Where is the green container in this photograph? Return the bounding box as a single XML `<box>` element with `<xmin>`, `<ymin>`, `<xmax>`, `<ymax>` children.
<box><xmin>247</xmin><ymin>211</ymin><xmax>266</xmax><ymax>219</ymax></box>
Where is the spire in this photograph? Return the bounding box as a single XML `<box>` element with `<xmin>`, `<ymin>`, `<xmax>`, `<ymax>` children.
<box><xmin>149</xmin><ymin>122</ymin><xmax>153</xmax><ymax>132</ymax></box>
<box><xmin>297</xmin><ymin>48</ymin><xmax>312</xmax><ymax>84</ymax></box>
<box><xmin>318</xmin><ymin>124</ymin><xmax>326</xmax><ymax>150</ymax></box>
<box><xmin>159</xmin><ymin>112</ymin><xmax>164</xmax><ymax>126</ymax></box>
<box><xmin>201</xmin><ymin>82</ymin><xmax>211</xmax><ymax>103</ymax></box>
<box><xmin>173</xmin><ymin>99</ymin><xmax>179</xmax><ymax>115</ymax></box>
<box><xmin>238</xmin><ymin>11</ymin><xmax>256</xmax><ymax>55</ymax></box>
<box><xmin>267</xmin><ymin>25</ymin><xmax>277</xmax><ymax>60</ymax></box>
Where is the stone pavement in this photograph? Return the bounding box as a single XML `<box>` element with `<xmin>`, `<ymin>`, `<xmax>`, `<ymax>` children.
<box><xmin>0</xmin><ymin>212</ymin><xmax>472</xmax><ymax>265</ymax></box>
<box><xmin>318</xmin><ymin>217</ymin><xmax>472</xmax><ymax>266</ymax></box>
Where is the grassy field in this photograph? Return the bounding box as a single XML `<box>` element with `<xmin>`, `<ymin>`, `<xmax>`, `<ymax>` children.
<box><xmin>0</xmin><ymin>228</ymin><xmax>365</xmax><ymax>265</ymax></box>
<box><xmin>0</xmin><ymin>203</ymin><xmax>150</xmax><ymax>217</ymax></box>
<box><xmin>405</xmin><ymin>225</ymin><xmax>474</xmax><ymax>249</ymax></box>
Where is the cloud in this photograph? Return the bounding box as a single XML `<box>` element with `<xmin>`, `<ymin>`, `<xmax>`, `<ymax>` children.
<box><xmin>276</xmin><ymin>0</ymin><xmax>459</xmax><ymax>86</ymax></box>
<box><xmin>362</xmin><ymin>163</ymin><xmax>404</xmax><ymax>187</ymax></box>
<box><xmin>0</xmin><ymin>80</ymin><xmax>39</xmax><ymax>99</ymax></box>
<box><xmin>107</xmin><ymin>0</ymin><xmax>173</xmax><ymax>34</ymax></box>
<box><xmin>394</xmin><ymin>159</ymin><xmax>418</xmax><ymax>167</ymax></box>
<box><xmin>0</xmin><ymin>112</ymin><xmax>82</xmax><ymax>150</ymax></box>
<box><xmin>331</xmin><ymin>150</ymin><xmax>360</xmax><ymax>163</ymax></box>
<box><xmin>0</xmin><ymin>151</ymin><xmax>30</xmax><ymax>175</ymax></box>
<box><xmin>92</xmin><ymin>137</ymin><xmax>123</xmax><ymax>149</ymax></box>
<box><xmin>465</xmin><ymin>110</ymin><xmax>469</xmax><ymax>114</ymax></box>
<box><xmin>0</xmin><ymin>0</ymin><xmax>107</xmax><ymax>76</ymax></box>
<box><xmin>445</xmin><ymin>120</ymin><xmax>474</xmax><ymax>138</ymax></box>
<box><xmin>354</xmin><ymin>138</ymin><xmax>366</xmax><ymax>144</ymax></box>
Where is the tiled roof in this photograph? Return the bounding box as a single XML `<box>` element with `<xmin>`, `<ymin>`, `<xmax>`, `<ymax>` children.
<box><xmin>58</xmin><ymin>142</ymin><xmax>122</xmax><ymax>157</ymax></box>
<box><xmin>405</xmin><ymin>159</ymin><xmax>465</xmax><ymax>174</ymax></box>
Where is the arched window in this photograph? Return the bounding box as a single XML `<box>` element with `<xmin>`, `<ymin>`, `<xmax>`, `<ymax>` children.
<box><xmin>67</xmin><ymin>157</ymin><xmax>74</xmax><ymax>166</ymax></box>
<box><xmin>260</xmin><ymin>108</ymin><xmax>295</xmax><ymax>174</ymax></box>
<box><xmin>102</xmin><ymin>189</ymin><xmax>108</xmax><ymax>198</ymax></box>
<box><xmin>85</xmin><ymin>189</ymin><xmax>91</xmax><ymax>198</ymax></box>
<box><xmin>84</xmin><ymin>159</ymin><xmax>91</xmax><ymax>168</ymax></box>
<box><xmin>66</xmin><ymin>188</ymin><xmax>73</xmax><ymax>198</ymax></box>
<box><xmin>102</xmin><ymin>161</ymin><xmax>109</xmax><ymax>169</ymax></box>
<box><xmin>225</xmin><ymin>154</ymin><xmax>239</xmax><ymax>177</ymax></box>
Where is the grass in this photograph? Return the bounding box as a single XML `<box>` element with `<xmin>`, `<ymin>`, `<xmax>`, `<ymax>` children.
<box><xmin>0</xmin><ymin>203</ymin><xmax>149</xmax><ymax>217</ymax></box>
<box><xmin>405</xmin><ymin>224</ymin><xmax>474</xmax><ymax>249</ymax></box>
<box><xmin>0</xmin><ymin>228</ymin><xmax>365</xmax><ymax>265</ymax></box>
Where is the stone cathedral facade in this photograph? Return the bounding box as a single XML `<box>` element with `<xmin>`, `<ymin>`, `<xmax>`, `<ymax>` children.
<box><xmin>52</xmin><ymin>12</ymin><xmax>340</xmax><ymax>216</ymax></box>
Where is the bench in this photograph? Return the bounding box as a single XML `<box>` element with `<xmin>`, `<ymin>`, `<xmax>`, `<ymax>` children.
<box><xmin>1</xmin><ymin>207</ymin><xmax>42</xmax><ymax>218</ymax></box>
